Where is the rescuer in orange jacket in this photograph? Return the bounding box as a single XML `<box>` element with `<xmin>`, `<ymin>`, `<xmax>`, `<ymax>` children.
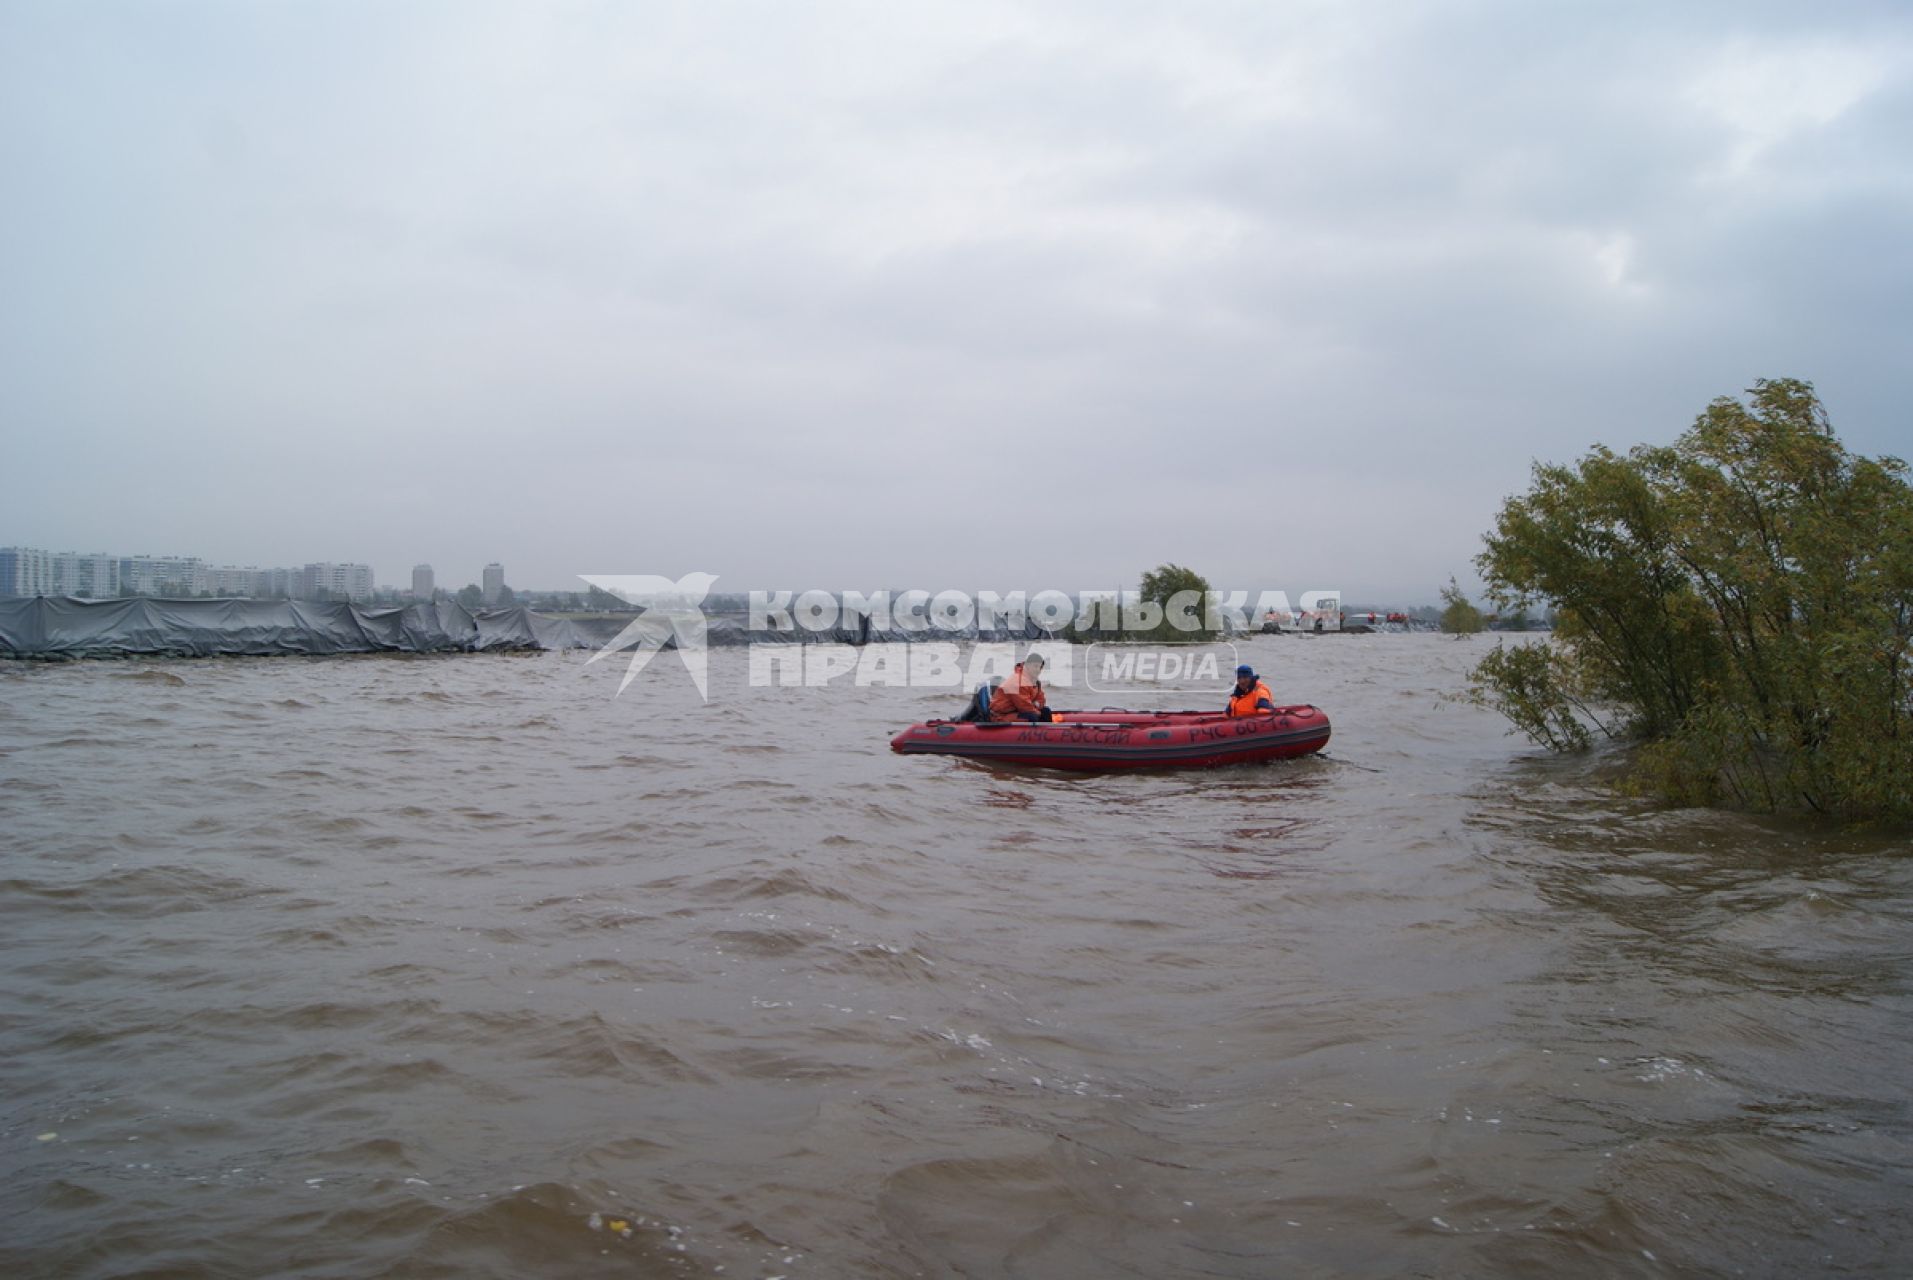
<box><xmin>1226</xmin><ymin>664</ymin><xmax>1276</xmax><ymax>717</ymax></box>
<box><xmin>990</xmin><ymin>652</ymin><xmax>1056</xmax><ymax>722</ymax></box>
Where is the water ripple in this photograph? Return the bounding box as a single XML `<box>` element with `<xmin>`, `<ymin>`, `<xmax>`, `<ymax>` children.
<box><xmin>1</xmin><ymin>639</ymin><xmax>1908</xmax><ymax>1277</ymax></box>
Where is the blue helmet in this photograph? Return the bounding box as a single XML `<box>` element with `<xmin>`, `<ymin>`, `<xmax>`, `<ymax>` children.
<box><xmin>1236</xmin><ymin>664</ymin><xmax>1255</xmax><ymax>678</ymax></box>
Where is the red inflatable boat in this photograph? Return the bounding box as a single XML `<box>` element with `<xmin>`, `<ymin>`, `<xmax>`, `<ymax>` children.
<box><xmin>890</xmin><ymin>706</ymin><xmax>1331</xmax><ymax>772</ymax></box>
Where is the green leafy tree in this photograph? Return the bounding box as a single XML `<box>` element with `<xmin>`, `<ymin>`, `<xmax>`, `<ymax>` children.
<box><xmin>456</xmin><ymin>583</ymin><xmax>483</xmax><ymax>609</ymax></box>
<box><xmin>1471</xmin><ymin>378</ymin><xmax>1913</xmax><ymax>821</ymax></box>
<box><xmin>1067</xmin><ymin>564</ymin><xmax>1217</xmax><ymax>642</ymax></box>
<box><xmin>1118</xmin><ymin>563</ymin><xmax>1216</xmax><ymax>641</ymax></box>
<box><xmin>1439</xmin><ymin>578</ymin><xmax>1485</xmax><ymax>636</ymax></box>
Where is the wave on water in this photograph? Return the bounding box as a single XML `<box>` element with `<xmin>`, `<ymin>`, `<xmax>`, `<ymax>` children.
<box><xmin>3</xmin><ymin>639</ymin><xmax>1909</xmax><ymax>1278</ymax></box>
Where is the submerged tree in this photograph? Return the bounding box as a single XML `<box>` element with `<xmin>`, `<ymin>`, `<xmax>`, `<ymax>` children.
<box><xmin>1471</xmin><ymin>378</ymin><xmax>1913</xmax><ymax>822</ymax></box>
<box><xmin>1438</xmin><ymin>578</ymin><xmax>1485</xmax><ymax>636</ymax></box>
<box><xmin>1071</xmin><ymin>563</ymin><xmax>1218</xmax><ymax>642</ymax></box>
<box><xmin>1136</xmin><ymin>563</ymin><xmax>1218</xmax><ymax>641</ymax></box>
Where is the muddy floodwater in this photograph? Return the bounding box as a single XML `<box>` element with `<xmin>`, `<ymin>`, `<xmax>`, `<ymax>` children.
<box><xmin>2</xmin><ymin>635</ymin><xmax>1909</xmax><ymax>1278</ymax></box>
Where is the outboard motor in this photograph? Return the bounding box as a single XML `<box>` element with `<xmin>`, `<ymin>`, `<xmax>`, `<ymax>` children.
<box><xmin>955</xmin><ymin>677</ymin><xmax>1003</xmax><ymax>722</ymax></box>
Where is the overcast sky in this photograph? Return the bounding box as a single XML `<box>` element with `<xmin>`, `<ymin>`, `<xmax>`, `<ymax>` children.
<box><xmin>3</xmin><ymin>1</ymin><xmax>1908</xmax><ymax>602</ymax></box>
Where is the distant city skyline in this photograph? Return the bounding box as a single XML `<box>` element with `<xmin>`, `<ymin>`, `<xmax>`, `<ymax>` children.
<box><xmin>0</xmin><ymin>536</ymin><xmax>1477</xmax><ymax>604</ymax></box>
<box><xmin>3</xmin><ymin>535</ymin><xmax>1446</xmax><ymax>604</ymax></box>
<box><xmin>0</xmin><ymin>545</ymin><xmax>388</xmax><ymax>602</ymax></box>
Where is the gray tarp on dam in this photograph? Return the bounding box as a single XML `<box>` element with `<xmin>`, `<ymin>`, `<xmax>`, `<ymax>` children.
<box><xmin>0</xmin><ymin>597</ymin><xmax>1071</xmax><ymax>659</ymax></box>
<box><xmin>0</xmin><ymin>597</ymin><xmax>586</xmax><ymax>658</ymax></box>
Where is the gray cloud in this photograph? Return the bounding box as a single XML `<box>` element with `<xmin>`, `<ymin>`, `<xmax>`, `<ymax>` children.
<box><xmin>3</xmin><ymin>1</ymin><xmax>1908</xmax><ymax>602</ymax></box>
